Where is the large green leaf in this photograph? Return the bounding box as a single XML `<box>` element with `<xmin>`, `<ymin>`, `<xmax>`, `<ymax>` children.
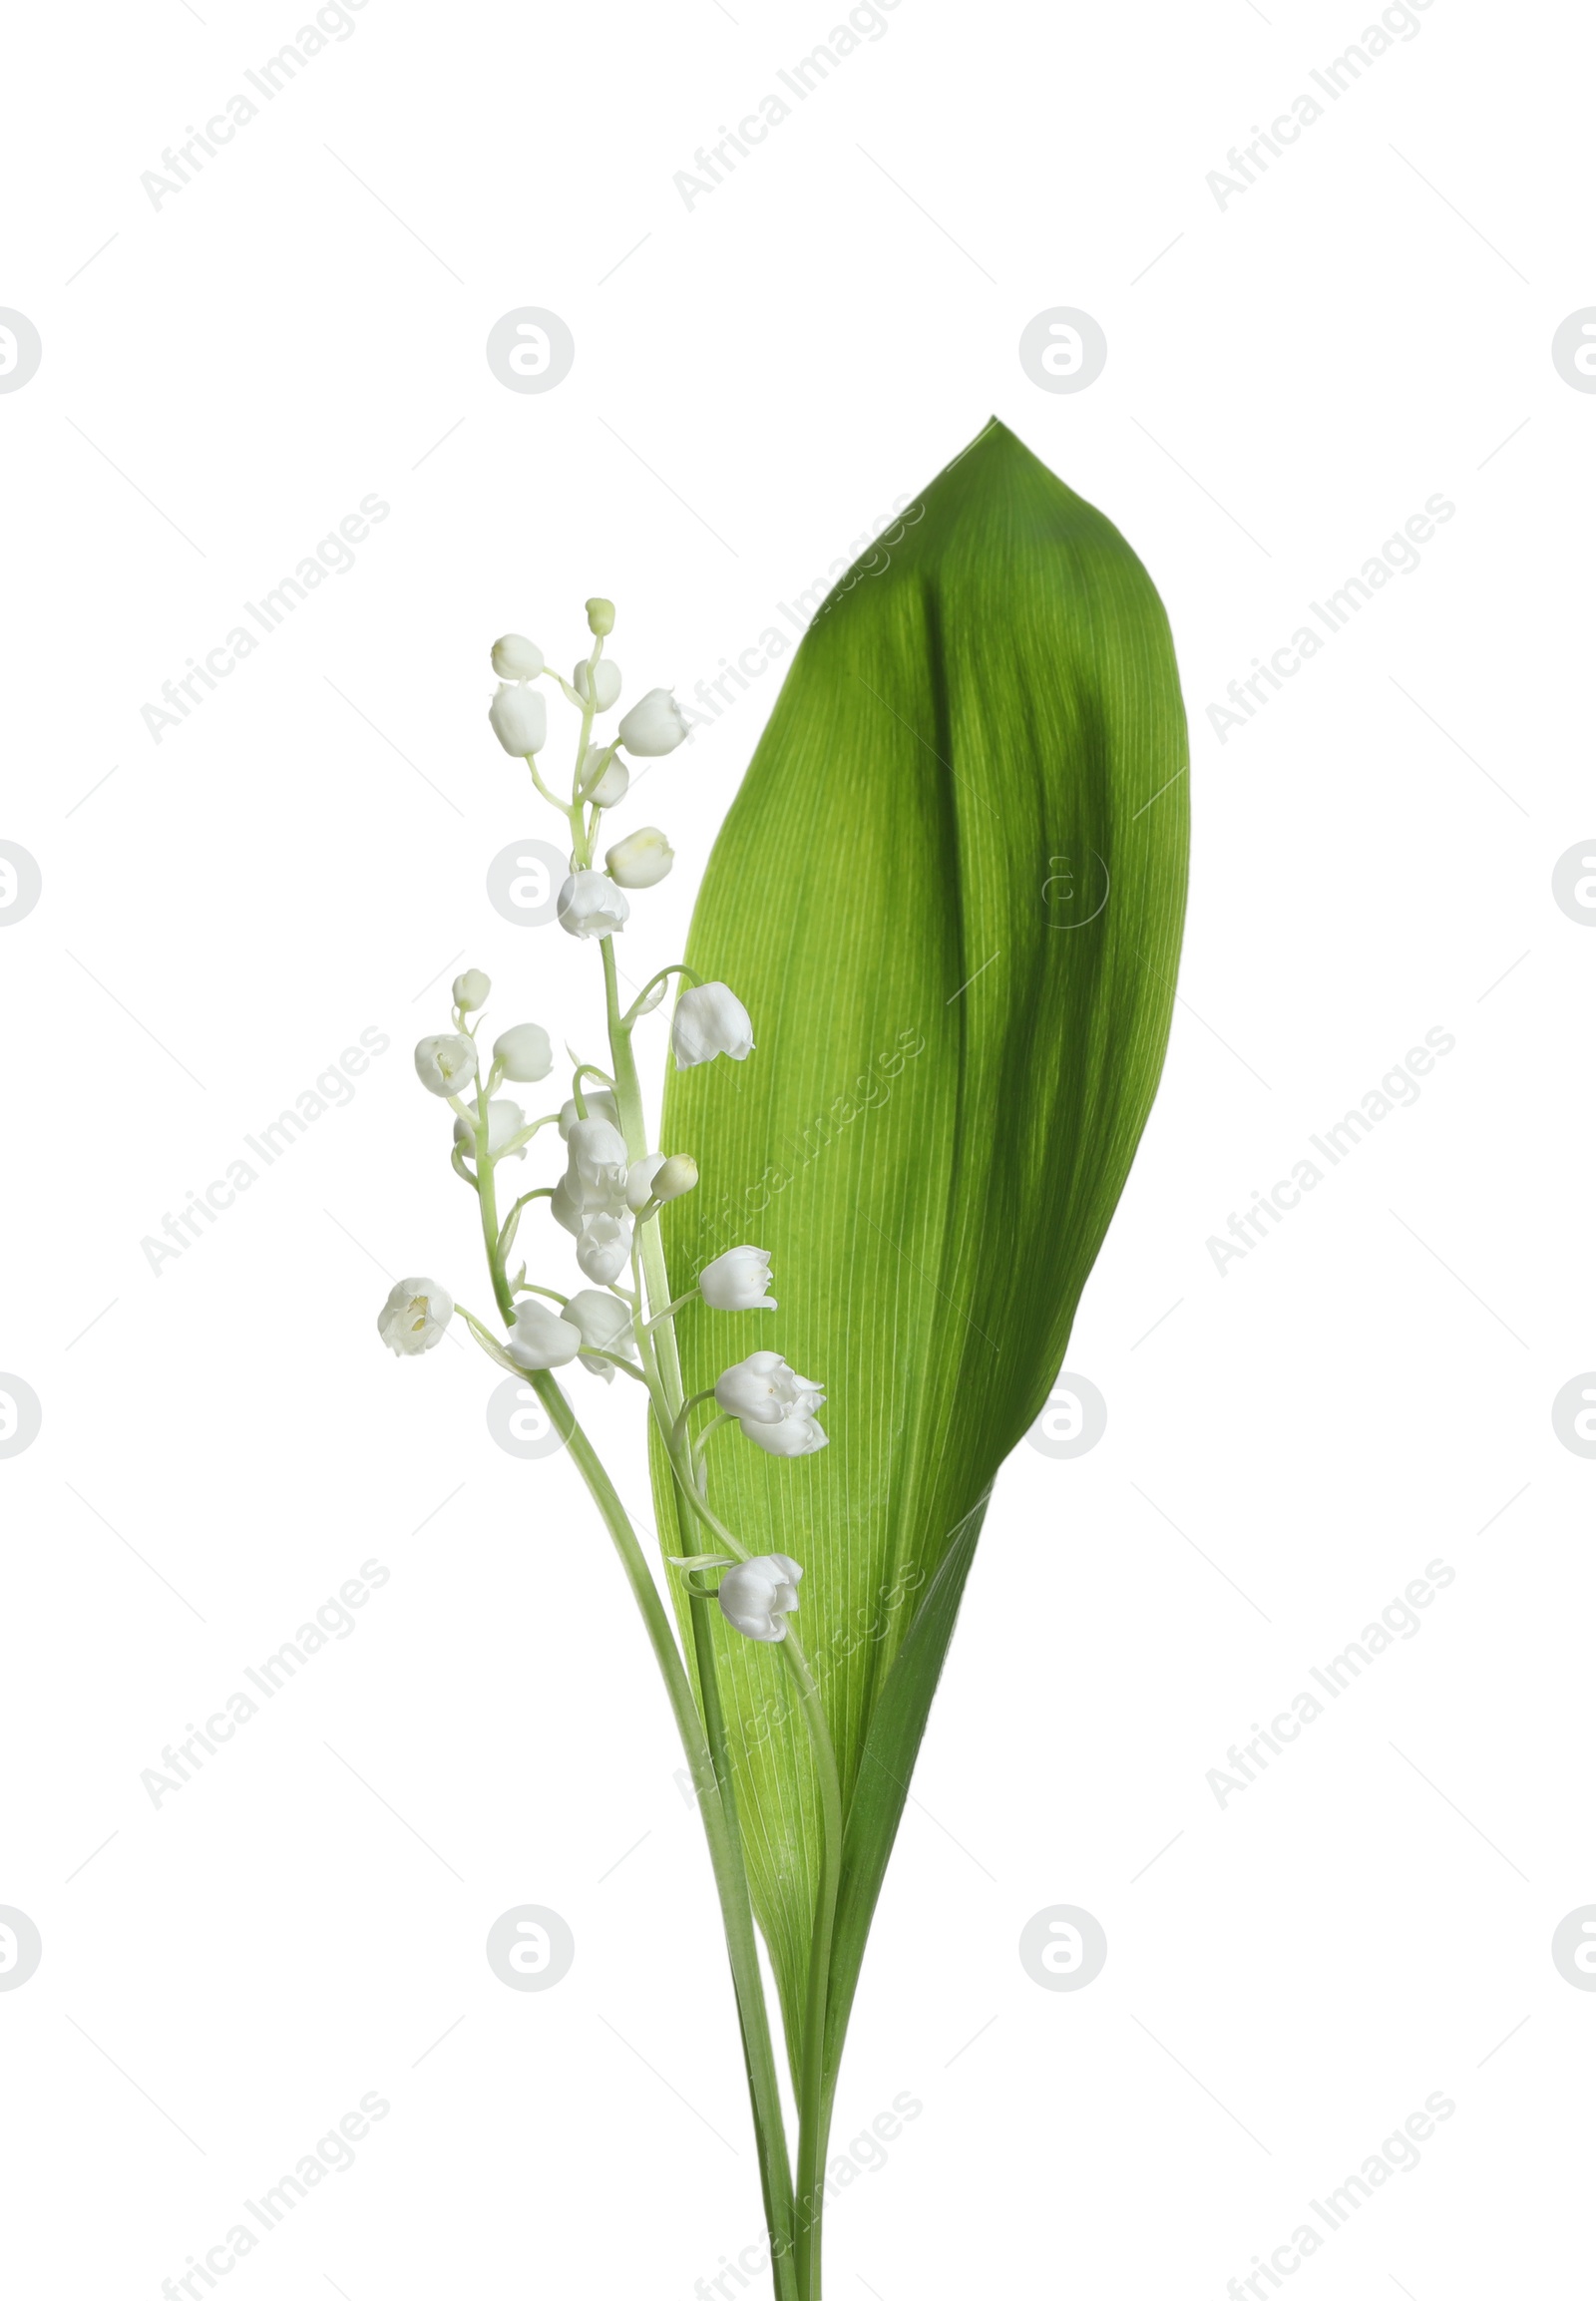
<box><xmin>653</xmin><ymin>418</ymin><xmax>1189</xmax><ymax>2086</ymax></box>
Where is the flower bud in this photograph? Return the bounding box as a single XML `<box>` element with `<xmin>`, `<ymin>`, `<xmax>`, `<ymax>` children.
<box><xmin>489</xmin><ymin>681</ymin><xmax>547</xmax><ymax>756</ymax></box>
<box><xmin>493</xmin><ymin>1022</ymin><xmax>553</xmax><ymax>1083</ymax></box>
<box><xmin>672</xmin><ymin>982</ymin><xmax>754</xmax><ymax>1068</ymax></box>
<box><xmin>414</xmin><ymin>1033</ymin><xmax>478</xmax><ymax>1097</ymax></box>
<box><xmin>574</xmin><ymin>659</ymin><xmax>621</xmax><ymax>711</ymax></box>
<box><xmin>491</xmin><ymin>633</ymin><xmax>544</xmax><ymax>680</ymax></box>
<box><xmin>453</xmin><ymin>968</ymin><xmax>491</xmax><ymax>1012</ymax></box>
<box><xmin>377</xmin><ymin>1277</ymin><xmax>454</xmax><ymax>1356</ymax></box>
<box><xmin>617</xmin><ymin>687</ymin><xmax>688</xmax><ymax>756</ymax></box>
<box><xmin>557</xmin><ymin>870</ymin><xmax>629</xmax><ymax>941</ymax></box>
<box><xmin>586</xmin><ymin>598</ymin><xmax>615</xmax><ymax>636</ymax></box>
<box><xmin>605</xmin><ymin>825</ymin><xmax>674</xmax><ymax>888</ymax></box>
<box><xmin>653</xmin><ymin>1153</ymin><xmax>698</xmax><ymax>1201</ymax></box>
<box><xmin>581</xmin><ymin>745</ymin><xmax>629</xmax><ymax>808</ymax></box>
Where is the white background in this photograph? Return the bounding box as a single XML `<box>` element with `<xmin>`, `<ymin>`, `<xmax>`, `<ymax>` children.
<box><xmin>1</xmin><ymin>0</ymin><xmax>1590</xmax><ymax>2293</ymax></box>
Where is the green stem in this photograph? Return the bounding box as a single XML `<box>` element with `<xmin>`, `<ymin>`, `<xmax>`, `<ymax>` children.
<box><xmin>531</xmin><ymin>1370</ymin><xmax>805</xmax><ymax>2300</ymax></box>
<box><xmin>782</xmin><ymin>1629</ymin><xmax>844</xmax><ymax>2301</ymax></box>
<box><xmin>692</xmin><ymin>1410</ymin><xmax>736</xmax><ymax>1482</ymax></box>
<box><xmin>645</xmin><ymin>1286</ymin><xmax>700</xmax><ymax>1330</ymax></box>
<box><xmin>652</xmin><ymin>1442</ymin><xmax>844</xmax><ymax>2301</ymax></box>
<box><xmin>670</xmin><ymin>1387</ymin><xmax>718</xmax><ymax>1449</ymax></box>
<box><xmin>598</xmin><ymin>936</ymin><xmax>800</xmax><ymax>2299</ymax></box>
<box><xmin>621</xmin><ymin>960</ymin><xmax>702</xmax><ymax>1026</ymax></box>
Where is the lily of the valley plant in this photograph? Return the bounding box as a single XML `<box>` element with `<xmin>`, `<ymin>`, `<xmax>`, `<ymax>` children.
<box><xmin>381</xmin><ymin>424</ymin><xmax>1190</xmax><ymax>2298</ymax></box>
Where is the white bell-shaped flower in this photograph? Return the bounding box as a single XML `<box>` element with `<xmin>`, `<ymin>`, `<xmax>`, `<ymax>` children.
<box><xmin>672</xmin><ymin>983</ymin><xmax>754</xmax><ymax>1068</ymax></box>
<box><xmin>377</xmin><ymin>1277</ymin><xmax>453</xmax><ymax>1356</ymax></box>
<box><xmin>576</xmin><ymin>1212</ymin><xmax>633</xmax><ymax>1285</ymax></box>
<box><xmin>549</xmin><ymin>1172</ymin><xmax>583</xmax><ymax>1239</ymax></box>
<box><xmin>452</xmin><ymin>1099</ymin><xmax>527</xmax><ymax>1164</ymax></box>
<box><xmin>506</xmin><ymin>1299</ymin><xmax>583</xmax><ymax>1369</ymax></box>
<box><xmin>414</xmin><ymin>1033</ymin><xmax>478</xmax><ymax>1097</ymax></box>
<box><xmin>624</xmin><ymin>1153</ymin><xmax>665</xmax><ymax>1212</ymax></box>
<box><xmin>557</xmin><ymin>870</ymin><xmax>629</xmax><ymax>940</ymax></box>
<box><xmin>715</xmin><ymin>1349</ymin><xmax>824</xmax><ymax>1425</ymax></box>
<box><xmin>741</xmin><ymin>1414</ymin><xmax>828</xmax><ymax>1457</ymax></box>
<box><xmin>699</xmin><ymin>1246</ymin><xmax>776</xmax><ymax>1312</ymax></box>
<box><xmin>567</xmin><ymin>1117</ymin><xmax>630</xmax><ymax>1211</ymax></box>
<box><xmin>559</xmin><ymin>1090</ymin><xmax>620</xmax><ymax>1138</ymax></box>
<box><xmin>717</xmin><ymin>1554</ymin><xmax>803</xmax><ymax>1643</ymax></box>
<box><xmin>564</xmin><ymin>1289</ymin><xmax>637</xmax><ymax>1381</ymax></box>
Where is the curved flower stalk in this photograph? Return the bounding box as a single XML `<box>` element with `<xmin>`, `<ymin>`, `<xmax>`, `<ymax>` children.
<box><xmin>380</xmin><ymin>592</ymin><xmax>842</xmax><ymax>2301</ymax></box>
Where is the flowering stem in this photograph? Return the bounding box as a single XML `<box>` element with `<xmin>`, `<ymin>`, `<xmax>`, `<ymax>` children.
<box><xmin>568</xmin><ymin>1061</ymin><xmax>611</xmax><ymax>1121</ymax></box>
<box><xmin>669</xmin><ymin>1388</ymin><xmax>718</xmax><ymax>1449</ymax></box>
<box><xmin>599</xmin><ymin>932</ymin><xmax>802</xmax><ymax>2298</ymax></box>
<box><xmin>644</xmin><ymin>1288</ymin><xmax>700</xmax><ymax>1331</ymax></box>
<box><xmin>692</xmin><ymin>1412</ymin><xmax>736</xmax><ymax>1481</ymax></box>
<box><xmin>525</xmin><ymin>756</ymin><xmax>568</xmax><ymax>813</ymax></box>
<box><xmin>499</xmin><ymin>1186</ymin><xmax>553</xmax><ymax>1264</ymax></box>
<box><xmin>620</xmin><ymin>961</ymin><xmax>702</xmax><ymax>1028</ymax></box>
<box><xmin>651</xmin><ymin>1434</ymin><xmax>844</xmax><ymax>2301</ymax></box>
<box><xmin>454</xmin><ymin>1306</ymin><xmax>518</xmax><ymax>1371</ymax></box>
<box><xmin>501</xmin><ymin>1114</ymin><xmax>562</xmax><ymax>1158</ymax></box>
<box><xmin>526</xmin><ymin>1372</ymin><xmax>800</xmax><ymax>2301</ymax></box>
<box><xmin>782</xmin><ymin>1628</ymin><xmax>844</xmax><ymax>2301</ymax></box>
